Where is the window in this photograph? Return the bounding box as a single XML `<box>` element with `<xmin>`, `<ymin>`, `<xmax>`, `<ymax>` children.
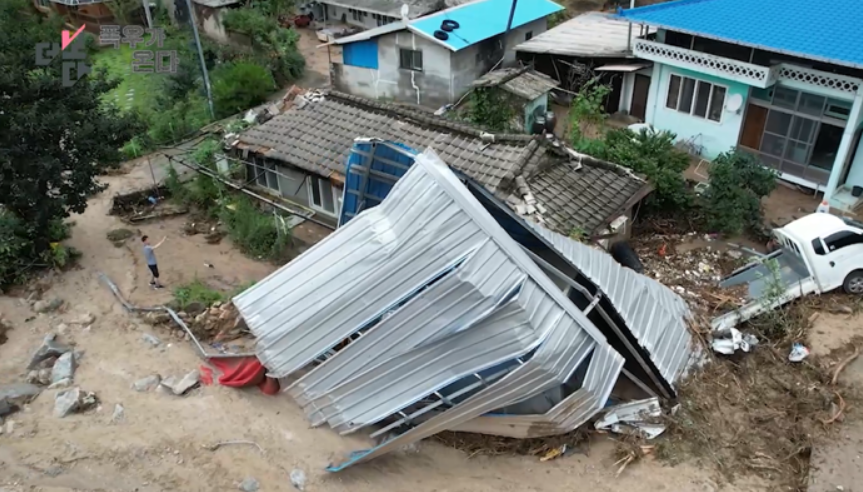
<box><xmin>824</xmin><ymin>231</ymin><xmax>863</xmax><ymax>252</ymax></box>
<box><xmin>349</xmin><ymin>8</ymin><xmax>362</xmax><ymax>21</ymax></box>
<box><xmin>665</xmin><ymin>74</ymin><xmax>726</xmax><ymax>122</ymax></box>
<box><xmin>309</xmin><ymin>176</ymin><xmax>338</xmax><ymax>215</ymax></box>
<box><xmin>399</xmin><ymin>48</ymin><xmax>423</xmax><ymax>71</ymax></box>
<box><xmin>812</xmin><ymin>238</ymin><xmax>826</xmax><ymax>256</ymax></box>
<box><xmin>525</xmin><ymin>31</ymin><xmax>533</xmax><ymax>41</ymax></box>
<box><xmin>265</xmin><ymin>162</ymin><xmax>279</xmax><ymax>192</ymax></box>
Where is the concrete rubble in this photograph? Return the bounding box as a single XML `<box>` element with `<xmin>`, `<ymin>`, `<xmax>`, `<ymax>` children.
<box><xmin>132</xmin><ymin>375</ymin><xmax>162</xmax><ymax>392</ymax></box>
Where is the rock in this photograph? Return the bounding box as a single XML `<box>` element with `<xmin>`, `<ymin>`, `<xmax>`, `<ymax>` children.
<box><xmin>132</xmin><ymin>375</ymin><xmax>162</xmax><ymax>392</ymax></box>
<box><xmin>239</xmin><ymin>477</ymin><xmax>260</xmax><ymax>492</ymax></box>
<box><xmin>171</xmin><ymin>370</ymin><xmax>200</xmax><ymax>395</ymax></box>
<box><xmin>142</xmin><ymin>333</ymin><xmax>162</xmax><ymax>347</ymax></box>
<box><xmin>71</xmin><ymin>312</ymin><xmax>96</xmax><ymax>325</ymax></box>
<box><xmin>79</xmin><ymin>391</ymin><xmax>98</xmax><ymax>410</ymax></box>
<box><xmin>185</xmin><ymin>302</ymin><xmax>206</xmax><ymax>316</ymax></box>
<box><xmin>56</xmin><ymin>323</ymin><xmax>69</xmax><ymax>335</ymax></box>
<box><xmin>830</xmin><ymin>305</ymin><xmax>854</xmax><ymax>315</ymax></box>
<box><xmin>112</xmin><ymin>403</ymin><xmax>125</xmax><ymax>423</ymax></box>
<box><xmin>0</xmin><ymin>383</ymin><xmax>42</xmax><ymax>415</ymax></box>
<box><xmin>54</xmin><ymin>387</ymin><xmax>81</xmax><ymax>418</ymax></box>
<box><xmin>48</xmin><ymin>378</ymin><xmax>72</xmax><ymax>390</ymax></box>
<box><xmin>158</xmin><ymin>376</ymin><xmax>178</xmax><ymax>394</ymax></box>
<box><xmin>51</xmin><ymin>352</ymin><xmax>76</xmax><ymax>384</ymax></box>
<box><xmin>143</xmin><ymin>311</ymin><xmax>171</xmax><ymax>325</ymax></box>
<box><xmin>33</xmin><ymin>298</ymin><xmax>63</xmax><ymax>313</ymax></box>
<box><xmin>290</xmin><ymin>468</ymin><xmax>306</xmax><ymax>490</ymax></box>
<box><xmin>28</xmin><ymin>334</ymin><xmax>72</xmax><ymax>369</ymax></box>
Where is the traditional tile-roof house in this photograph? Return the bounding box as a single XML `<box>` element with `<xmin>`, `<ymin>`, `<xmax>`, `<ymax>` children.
<box><xmin>232</xmin><ymin>90</ymin><xmax>652</xmax><ymax>238</ymax></box>
<box><xmin>470</xmin><ymin>67</ymin><xmax>559</xmax><ymax>132</ymax></box>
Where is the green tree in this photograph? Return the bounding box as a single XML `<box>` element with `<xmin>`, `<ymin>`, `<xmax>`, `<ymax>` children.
<box><xmin>704</xmin><ymin>150</ymin><xmax>778</xmax><ymax>235</ymax></box>
<box><xmin>0</xmin><ymin>0</ymin><xmax>142</xmax><ymax>281</ymax></box>
<box><xmin>104</xmin><ymin>0</ymin><xmax>142</xmax><ymax>25</ymax></box>
<box><xmin>467</xmin><ymin>87</ymin><xmax>516</xmax><ymax>132</ymax></box>
<box><xmin>211</xmin><ymin>61</ymin><xmax>276</xmax><ymax>117</ymax></box>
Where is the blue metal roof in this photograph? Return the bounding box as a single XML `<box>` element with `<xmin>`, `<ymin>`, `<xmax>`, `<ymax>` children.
<box><xmin>617</xmin><ymin>0</ymin><xmax>863</xmax><ymax>69</ymax></box>
<box><xmin>410</xmin><ymin>0</ymin><xmax>564</xmax><ymax>51</ymax></box>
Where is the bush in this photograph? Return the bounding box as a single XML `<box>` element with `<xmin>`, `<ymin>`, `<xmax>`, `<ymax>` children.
<box><xmin>174</xmin><ymin>278</ymin><xmax>226</xmax><ymax>309</ymax></box>
<box><xmin>148</xmin><ymin>93</ymin><xmax>212</xmax><ymax>144</ymax></box>
<box><xmin>220</xmin><ymin>197</ymin><xmax>292</xmax><ymax>261</ymax></box>
<box><xmin>594</xmin><ymin>129</ymin><xmax>692</xmax><ymax>210</ymax></box>
<box><xmin>212</xmin><ymin>62</ymin><xmax>275</xmax><ymax>118</ymax></box>
<box><xmin>0</xmin><ymin>214</ymin><xmax>76</xmax><ymax>286</ymax></box>
<box><xmin>703</xmin><ymin>150</ymin><xmax>778</xmax><ymax>236</ymax></box>
<box><xmin>467</xmin><ymin>88</ymin><xmax>516</xmax><ymax>132</ymax></box>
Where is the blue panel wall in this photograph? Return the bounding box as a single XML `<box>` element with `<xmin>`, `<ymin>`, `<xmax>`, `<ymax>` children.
<box><xmin>342</xmin><ymin>39</ymin><xmax>379</xmax><ymax>69</ymax></box>
<box><xmin>339</xmin><ymin>141</ymin><xmax>417</xmax><ymax>226</ymax></box>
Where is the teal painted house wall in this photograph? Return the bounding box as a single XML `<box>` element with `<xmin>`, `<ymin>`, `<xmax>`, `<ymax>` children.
<box><xmin>648</xmin><ymin>64</ymin><xmax>749</xmax><ymax>160</ymax></box>
<box><xmin>524</xmin><ymin>94</ymin><xmax>548</xmax><ymax>133</ymax></box>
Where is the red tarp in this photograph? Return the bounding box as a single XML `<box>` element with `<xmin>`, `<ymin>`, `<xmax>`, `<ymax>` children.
<box><xmin>200</xmin><ymin>357</ymin><xmax>280</xmax><ymax>395</ymax></box>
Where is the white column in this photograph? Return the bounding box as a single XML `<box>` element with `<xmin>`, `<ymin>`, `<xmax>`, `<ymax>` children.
<box><xmin>824</xmin><ymin>86</ymin><xmax>863</xmax><ymax>201</ymax></box>
<box><xmin>644</xmin><ymin>64</ymin><xmax>663</xmax><ymax>124</ymax></box>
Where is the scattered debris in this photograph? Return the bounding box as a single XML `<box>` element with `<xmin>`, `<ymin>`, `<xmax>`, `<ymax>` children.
<box><xmin>187</xmin><ymin>302</ymin><xmax>248</xmax><ymax>343</ymax></box>
<box><xmin>0</xmin><ymin>383</ymin><xmax>41</xmax><ymax>417</ymax></box>
<box><xmin>112</xmin><ymin>403</ymin><xmax>125</xmax><ymax>423</ymax></box>
<box><xmin>171</xmin><ymin>370</ymin><xmax>201</xmax><ymax>395</ymax></box>
<box><xmin>28</xmin><ymin>334</ymin><xmax>72</xmax><ymax>369</ymax></box>
<box><xmin>290</xmin><ymin>468</ymin><xmax>306</xmax><ymax>491</ymax></box>
<box><xmin>70</xmin><ymin>312</ymin><xmax>96</xmax><ymax>326</ymax></box>
<box><xmin>203</xmin><ymin>440</ymin><xmax>265</xmax><ymax>454</ymax></box>
<box><xmin>56</xmin><ymin>323</ymin><xmax>69</xmax><ymax>335</ymax></box>
<box><xmin>51</xmin><ymin>352</ymin><xmax>76</xmax><ymax>384</ymax></box>
<box><xmin>33</xmin><ymin>298</ymin><xmax>64</xmax><ymax>313</ymax></box>
<box><xmin>141</xmin><ymin>333</ymin><xmax>162</xmax><ymax>347</ymax></box>
<box><xmin>26</xmin><ymin>368</ymin><xmax>53</xmax><ymax>386</ymax></box>
<box><xmin>595</xmin><ymin>398</ymin><xmax>666</xmax><ymax>439</ymax></box>
<box><xmin>831</xmin><ymin>347</ymin><xmax>861</xmax><ymax>385</ymax></box>
<box><xmin>132</xmin><ymin>375</ymin><xmax>162</xmax><ymax>392</ymax></box>
<box><xmin>110</xmin><ymin>186</ymin><xmax>187</xmax><ymax>223</ymax></box>
<box><xmin>48</xmin><ymin>379</ymin><xmax>72</xmax><ymax>390</ymax></box>
<box><xmin>54</xmin><ymin>387</ymin><xmax>98</xmax><ymax>418</ymax></box>
<box><xmin>239</xmin><ymin>477</ymin><xmax>260</xmax><ymax>492</ymax></box>
<box><xmin>788</xmin><ymin>343</ymin><xmax>810</xmax><ymax>362</ymax></box>
<box><xmin>711</xmin><ymin>328</ymin><xmax>758</xmax><ymax>355</ymax></box>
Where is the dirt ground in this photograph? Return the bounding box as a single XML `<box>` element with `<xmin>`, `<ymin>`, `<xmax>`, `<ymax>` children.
<box><xmin>0</xmin><ymin>159</ymin><xmax>780</xmax><ymax>492</ymax></box>
<box><xmin>295</xmin><ymin>27</ymin><xmax>331</xmax><ymax>90</ymax></box>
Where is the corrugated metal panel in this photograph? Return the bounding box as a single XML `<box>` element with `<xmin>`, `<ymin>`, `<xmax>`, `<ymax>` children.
<box><xmin>524</xmin><ymin>222</ymin><xmax>694</xmax><ymax>387</ymax></box>
<box><xmin>237</xmin><ymin>148</ymin><xmax>625</xmax><ymax>471</ymax></box>
<box><xmin>514</xmin><ymin>12</ymin><xmax>656</xmax><ymax>57</ymax></box>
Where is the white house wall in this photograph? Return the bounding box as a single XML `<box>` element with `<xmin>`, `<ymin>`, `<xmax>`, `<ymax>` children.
<box><xmin>322</xmin><ymin>3</ymin><xmax>381</xmax><ymax>30</ymax></box>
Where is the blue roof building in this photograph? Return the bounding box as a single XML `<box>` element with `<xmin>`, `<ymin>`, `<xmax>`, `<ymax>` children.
<box><xmin>320</xmin><ymin>0</ymin><xmax>563</xmax><ymax>109</ymax></box>
<box><xmin>616</xmin><ymin>0</ymin><xmax>863</xmax><ymax>212</ymax></box>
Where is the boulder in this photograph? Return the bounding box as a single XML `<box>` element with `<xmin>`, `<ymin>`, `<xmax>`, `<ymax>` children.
<box><xmin>0</xmin><ymin>383</ymin><xmax>42</xmax><ymax>416</ymax></box>
<box><xmin>132</xmin><ymin>375</ymin><xmax>161</xmax><ymax>392</ymax></box>
<box><xmin>54</xmin><ymin>387</ymin><xmax>81</xmax><ymax>418</ymax></box>
<box><xmin>34</xmin><ymin>298</ymin><xmax>63</xmax><ymax>313</ymax></box>
<box><xmin>28</xmin><ymin>334</ymin><xmax>72</xmax><ymax>369</ymax></box>
<box><xmin>51</xmin><ymin>352</ymin><xmax>76</xmax><ymax>384</ymax></box>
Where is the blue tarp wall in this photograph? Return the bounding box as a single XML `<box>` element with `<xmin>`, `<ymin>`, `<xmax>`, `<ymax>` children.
<box><xmin>338</xmin><ymin>140</ymin><xmax>418</xmax><ymax>227</ymax></box>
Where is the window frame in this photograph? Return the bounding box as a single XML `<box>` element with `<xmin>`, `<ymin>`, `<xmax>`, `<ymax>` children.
<box><xmin>398</xmin><ymin>48</ymin><xmax>423</xmax><ymax>72</ymax></box>
<box><xmin>308</xmin><ymin>175</ymin><xmax>339</xmax><ymax>215</ymax></box>
<box><xmin>665</xmin><ymin>74</ymin><xmax>727</xmax><ymax>123</ymax></box>
<box><xmin>824</xmin><ymin>230</ymin><xmax>863</xmax><ymax>253</ymax></box>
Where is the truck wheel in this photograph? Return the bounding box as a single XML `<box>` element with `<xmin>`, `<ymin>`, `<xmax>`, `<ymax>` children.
<box><xmin>610</xmin><ymin>241</ymin><xmax>644</xmax><ymax>274</ymax></box>
<box><xmin>844</xmin><ymin>270</ymin><xmax>863</xmax><ymax>295</ymax></box>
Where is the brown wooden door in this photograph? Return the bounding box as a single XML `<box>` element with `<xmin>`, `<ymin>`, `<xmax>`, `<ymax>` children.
<box><xmin>630</xmin><ymin>74</ymin><xmax>650</xmax><ymax>121</ymax></box>
<box><xmin>740</xmin><ymin>104</ymin><xmax>768</xmax><ymax>150</ymax></box>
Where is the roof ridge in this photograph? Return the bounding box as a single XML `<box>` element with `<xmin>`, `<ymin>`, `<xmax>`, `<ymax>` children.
<box><xmin>617</xmin><ymin>0</ymin><xmax>717</xmax><ymax>17</ymax></box>
<box><xmin>325</xmin><ymin>90</ymin><xmax>538</xmax><ymax>144</ymax></box>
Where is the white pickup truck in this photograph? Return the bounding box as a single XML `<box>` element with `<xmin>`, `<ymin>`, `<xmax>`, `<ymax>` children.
<box><xmin>711</xmin><ymin>213</ymin><xmax>863</xmax><ymax>331</ymax></box>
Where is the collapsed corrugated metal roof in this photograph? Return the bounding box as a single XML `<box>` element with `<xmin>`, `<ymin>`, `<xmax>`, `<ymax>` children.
<box><xmin>233</xmin><ymin>143</ymin><xmax>693</xmax><ymax>470</ymax></box>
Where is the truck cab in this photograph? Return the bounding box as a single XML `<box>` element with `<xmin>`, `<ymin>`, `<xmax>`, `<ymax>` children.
<box><xmin>780</xmin><ymin>214</ymin><xmax>863</xmax><ymax>295</ymax></box>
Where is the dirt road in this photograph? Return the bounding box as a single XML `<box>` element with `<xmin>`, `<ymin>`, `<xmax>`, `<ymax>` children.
<box><xmin>1</xmin><ymin>158</ymin><xmax>763</xmax><ymax>491</ymax></box>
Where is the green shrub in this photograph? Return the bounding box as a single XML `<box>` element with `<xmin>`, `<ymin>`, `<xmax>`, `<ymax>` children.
<box><xmin>220</xmin><ymin>197</ymin><xmax>292</xmax><ymax>261</ymax></box>
<box><xmin>600</xmin><ymin>128</ymin><xmax>692</xmax><ymax>210</ymax></box>
<box><xmin>703</xmin><ymin>150</ymin><xmax>778</xmax><ymax>236</ymax></box>
<box><xmin>467</xmin><ymin>88</ymin><xmax>516</xmax><ymax>132</ymax></box>
<box><xmin>148</xmin><ymin>93</ymin><xmax>211</xmax><ymax>144</ymax></box>
<box><xmin>212</xmin><ymin>61</ymin><xmax>275</xmax><ymax>118</ymax></box>
<box><xmin>174</xmin><ymin>278</ymin><xmax>226</xmax><ymax>309</ymax></box>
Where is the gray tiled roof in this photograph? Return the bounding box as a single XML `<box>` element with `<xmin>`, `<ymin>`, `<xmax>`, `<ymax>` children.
<box><xmin>472</xmin><ymin>68</ymin><xmax>559</xmax><ymax>101</ymax></box>
<box><xmin>237</xmin><ymin>91</ymin><xmax>649</xmax><ymax>234</ymax></box>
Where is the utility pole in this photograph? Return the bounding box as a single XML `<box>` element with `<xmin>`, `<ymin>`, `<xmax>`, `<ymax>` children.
<box><xmin>182</xmin><ymin>0</ymin><xmax>216</xmax><ymax>119</ymax></box>
<box><xmin>142</xmin><ymin>0</ymin><xmax>154</xmax><ymax>28</ymax></box>
<box><xmin>626</xmin><ymin>0</ymin><xmax>635</xmax><ymax>54</ymax></box>
<box><xmin>500</xmin><ymin>0</ymin><xmax>518</xmax><ymax>64</ymax></box>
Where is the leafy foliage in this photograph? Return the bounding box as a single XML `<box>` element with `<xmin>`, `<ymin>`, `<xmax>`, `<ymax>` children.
<box><xmin>0</xmin><ymin>0</ymin><xmax>143</xmax><ymax>285</ymax></box>
<box><xmin>223</xmin><ymin>7</ymin><xmax>305</xmax><ymax>83</ymax></box>
<box><xmin>220</xmin><ymin>196</ymin><xmax>293</xmax><ymax>261</ymax></box>
<box><xmin>703</xmin><ymin>150</ymin><xmax>777</xmax><ymax>236</ymax></box>
<box><xmin>104</xmin><ymin>0</ymin><xmax>142</xmax><ymax>25</ymax></box>
<box><xmin>568</xmin><ymin>79</ymin><xmax>611</xmax><ymax>146</ymax></box>
<box><xmin>212</xmin><ymin>61</ymin><xmax>276</xmax><ymax>118</ymax></box>
<box><xmin>173</xmin><ymin>278</ymin><xmax>256</xmax><ymax>309</ymax></box>
<box><xmin>582</xmin><ymin>129</ymin><xmax>692</xmax><ymax>210</ymax></box>
<box><xmin>466</xmin><ymin>88</ymin><xmax>517</xmax><ymax>132</ymax></box>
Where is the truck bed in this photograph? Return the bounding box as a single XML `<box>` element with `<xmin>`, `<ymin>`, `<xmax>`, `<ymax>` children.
<box><xmin>711</xmin><ymin>249</ymin><xmax>818</xmax><ymax>331</ymax></box>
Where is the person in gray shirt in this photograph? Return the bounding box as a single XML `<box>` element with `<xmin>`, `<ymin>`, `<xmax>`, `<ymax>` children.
<box><xmin>141</xmin><ymin>235</ymin><xmax>167</xmax><ymax>289</ymax></box>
